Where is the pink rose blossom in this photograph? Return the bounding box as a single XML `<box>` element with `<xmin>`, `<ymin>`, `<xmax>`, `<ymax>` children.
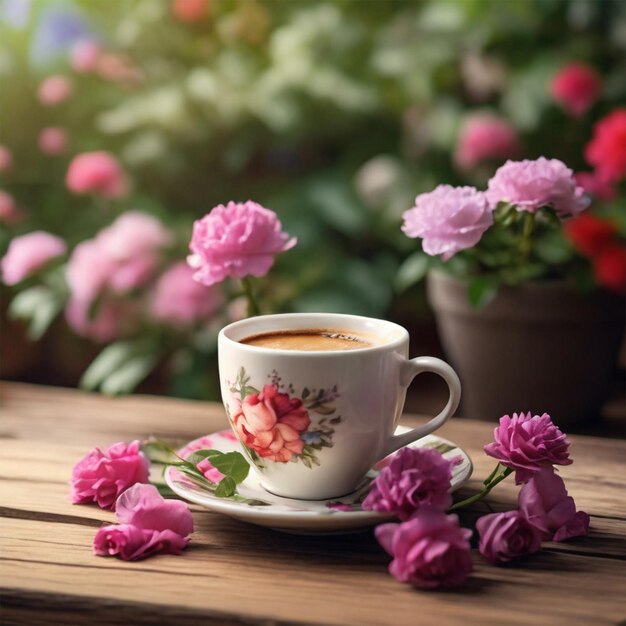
<box><xmin>519</xmin><ymin>467</ymin><xmax>590</xmax><ymax>541</ymax></box>
<box><xmin>1</xmin><ymin>231</ymin><xmax>66</xmax><ymax>285</ymax></box>
<box><xmin>550</xmin><ymin>63</ymin><xmax>601</xmax><ymax>118</ymax></box>
<box><xmin>38</xmin><ymin>127</ymin><xmax>68</xmax><ymax>156</ymax></box>
<box><xmin>38</xmin><ymin>75</ymin><xmax>73</xmax><ymax>106</ymax></box>
<box><xmin>232</xmin><ymin>384</ymin><xmax>310</xmax><ymax>463</ymax></box>
<box><xmin>71</xmin><ymin>40</ymin><xmax>101</xmax><ymax>73</ymax></box>
<box><xmin>93</xmin><ymin>524</ymin><xmax>188</xmax><ymax>561</ymax></box>
<box><xmin>455</xmin><ymin>115</ymin><xmax>520</xmax><ymax>170</ymax></box>
<box><xmin>116</xmin><ymin>484</ymin><xmax>194</xmax><ymax>537</ymax></box>
<box><xmin>484</xmin><ymin>412</ymin><xmax>572</xmax><ymax>484</ymax></box>
<box><xmin>476</xmin><ymin>510</ymin><xmax>542</xmax><ymax>564</ymax></box>
<box><xmin>402</xmin><ymin>185</ymin><xmax>492</xmax><ymax>260</ymax></box>
<box><xmin>177</xmin><ymin>436</ymin><xmax>225</xmax><ymax>483</ymax></box>
<box><xmin>486</xmin><ymin>158</ymin><xmax>589</xmax><ymax>217</ymax></box>
<box><xmin>188</xmin><ymin>200</ymin><xmax>296</xmax><ymax>286</ymax></box>
<box><xmin>375</xmin><ymin>511</ymin><xmax>473</xmax><ymax>589</ymax></box>
<box><xmin>70</xmin><ymin>441</ymin><xmax>149</xmax><ymax>510</ymax></box>
<box><xmin>151</xmin><ymin>262</ymin><xmax>223</xmax><ymax>327</ymax></box>
<box><xmin>0</xmin><ymin>145</ymin><xmax>13</xmax><ymax>171</ymax></box>
<box><xmin>66</xmin><ymin>151</ymin><xmax>129</xmax><ymax>199</ymax></box>
<box><xmin>362</xmin><ymin>447</ymin><xmax>453</xmax><ymax>520</ymax></box>
<box><xmin>0</xmin><ymin>190</ymin><xmax>20</xmax><ymax>224</ymax></box>
<box><xmin>65</xmin><ymin>297</ymin><xmax>131</xmax><ymax>343</ymax></box>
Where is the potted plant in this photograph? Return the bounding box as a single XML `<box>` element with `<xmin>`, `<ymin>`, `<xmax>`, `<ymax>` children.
<box><xmin>399</xmin><ymin>154</ymin><xmax>625</xmax><ymax>425</ymax></box>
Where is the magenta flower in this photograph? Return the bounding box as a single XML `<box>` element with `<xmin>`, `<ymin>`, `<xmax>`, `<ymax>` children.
<box><xmin>363</xmin><ymin>447</ymin><xmax>453</xmax><ymax>520</ymax></box>
<box><xmin>476</xmin><ymin>510</ymin><xmax>542</xmax><ymax>564</ymax></box>
<box><xmin>1</xmin><ymin>231</ymin><xmax>66</xmax><ymax>285</ymax></box>
<box><xmin>151</xmin><ymin>262</ymin><xmax>223</xmax><ymax>328</ymax></box>
<box><xmin>485</xmin><ymin>157</ymin><xmax>589</xmax><ymax>217</ymax></box>
<box><xmin>70</xmin><ymin>441</ymin><xmax>150</xmax><ymax>510</ymax></box>
<box><xmin>94</xmin><ymin>484</ymin><xmax>193</xmax><ymax>561</ymax></box>
<box><xmin>177</xmin><ymin>436</ymin><xmax>225</xmax><ymax>483</ymax></box>
<box><xmin>519</xmin><ymin>467</ymin><xmax>590</xmax><ymax>542</ymax></box>
<box><xmin>187</xmin><ymin>200</ymin><xmax>296</xmax><ymax>286</ymax></box>
<box><xmin>375</xmin><ymin>511</ymin><xmax>473</xmax><ymax>589</ymax></box>
<box><xmin>38</xmin><ymin>75</ymin><xmax>73</xmax><ymax>106</ymax></box>
<box><xmin>550</xmin><ymin>63</ymin><xmax>601</xmax><ymax>118</ymax></box>
<box><xmin>484</xmin><ymin>412</ymin><xmax>572</xmax><ymax>484</ymax></box>
<box><xmin>455</xmin><ymin>114</ymin><xmax>520</xmax><ymax>171</ymax></box>
<box><xmin>402</xmin><ymin>185</ymin><xmax>492</xmax><ymax>260</ymax></box>
<box><xmin>39</xmin><ymin>127</ymin><xmax>68</xmax><ymax>156</ymax></box>
<box><xmin>66</xmin><ymin>151</ymin><xmax>129</xmax><ymax>199</ymax></box>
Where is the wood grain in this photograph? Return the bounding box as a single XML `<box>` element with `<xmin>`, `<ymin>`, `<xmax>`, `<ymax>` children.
<box><xmin>1</xmin><ymin>382</ymin><xmax>625</xmax><ymax>626</ymax></box>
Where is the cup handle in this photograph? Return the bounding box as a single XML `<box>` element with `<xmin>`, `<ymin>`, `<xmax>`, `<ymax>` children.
<box><xmin>379</xmin><ymin>356</ymin><xmax>461</xmax><ymax>459</ymax></box>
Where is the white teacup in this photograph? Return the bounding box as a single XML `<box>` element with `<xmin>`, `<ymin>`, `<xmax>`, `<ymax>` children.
<box><xmin>218</xmin><ymin>313</ymin><xmax>461</xmax><ymax>500</ymax></box>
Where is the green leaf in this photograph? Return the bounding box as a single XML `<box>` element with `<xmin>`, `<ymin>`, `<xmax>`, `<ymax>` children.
<box><xmin>210</xmin><ymin>451</ymin><xmax>250</xmax><ymax>484</ymax></box>
<box><xmin>312</xmin><ymin>405</ymin><xmax>336</xmax><ymax>415</ymax></box>
<box><xmin>468</xmin><ymin>277</ymin><xmax>499</xmax><ymax>309</ymax></box>
<box><xmin>422</xmin><ymin>441</ymin><xmax>456</xmax><ymax>454</ymax></box>
<box><xmin>99</xmin><ymin>352</ymin><xmax>159</xmax><ymax>395</ymax></box>
<box><xmin>141</xmin><ymin>440</ymin><xmax>181</xmax><ymax>464</ymax></box>
<box><xmin>302</xmin><ymin>387</ymin><xmax>310</xmax><ymax>400</ymax></box>
<box><xmin>185</xmin><ymin>449</ymin><xmax>222</xmax><ymax>467</ymax></box>
<box><xmin>395</xmin><ymin>252</ymin><xmax>429</xmax><ymax>292</ymax></box>
<box><xmin>215</xmin><ymin>476</ymin><xmax>237</xmax><ymax>497</ymax></box>
<box><xmin>8</xmin><ymin>286</ymin><xmax>64</xmax><ymax>340</ymax></box>
<box><xmin>80</xmin><ymin>341</ymin><xmax>141</xmax><ymax>390</ymax></box>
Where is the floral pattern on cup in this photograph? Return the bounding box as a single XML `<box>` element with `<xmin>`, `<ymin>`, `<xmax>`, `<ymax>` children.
<box><xmin>226</xmin><ymin>367</ymin><xmax>342</xmax><ymax>469</ymax></box>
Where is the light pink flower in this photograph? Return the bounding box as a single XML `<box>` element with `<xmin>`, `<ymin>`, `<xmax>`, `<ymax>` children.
<box><xmin>519</xmin><ymin>467</ymin><xmax>590</xmax><ymax>541</ymax></box>
<box><xmin>455</xmin><ymin>115</ymin><xmax>520</xmax><ymax>170</ymax></box>
<box><xmin>0</xmin><ymin>145</ymin><xmax>13</xmax><ymax>171</ymax></box>
<box><xmin>402</xmin><ymin>185</ymin><xmax>492</xmax><ymax>260</ymax></box>
<box><xmin>550</xmin><ymin>63</ymin><xmax>601</xmax><ymax>118</ymax></box>
<box><xmin>486</xmin><ymin>158</ymin><xmax>589</xmax><ymax>217</ymax></box>
<box><xmin>375</xmin><ymin>511</ymin><xmax>473</xmax><ymax>589</ymax></box>
<box><xmin>39</xmin><ymin>127</ymin><xmax>69</xmax><ymax>156</ymax></box>
<box><xmin>188</xmin><ymin>200</ymin><xmax>296</xmax><ymax>286</ymax></box>
<box><xmin>70</xmin><ymin>441</ymin><xmax>150</xmax><ymax>510</ymax></box>
<box><xmin>231</xmin><ymin>384</ymin><xmax>310</xmax><ymax>463</ymax></box>
<box><xmin>0</xmin><ymin>190</ymin><xmax>20</xmax><ymax>224</ymax></box>
<box><xmin>116</xmin><ymin>484</ymin><xmax>194</xmax><ymax>537</ymax></box>
<box><xmin>38</xmin><ymin>75</ymin><xmax>73</xmax><ymax>106</ymax></box>
<box><xmin>484</xmin><ymin>412</ymin><xmax>572</xmax><ymax>484</ymax></box>
<box><xmin>71</xmin><ymin>40</ymin><xmax>101</xmax><ymax>73</ymax></box>
<box><xmin>362</xmin><ymin>447</ymin><xmax>453</xmax><ymax>520</ymax></box>
<box><xmin>64</xmin><ymin>297</ymin><xmax>131</xmax><ymax>343</ymax></box>
<box><xmin>93</xmin><ymin>524</ymin><xmax>189</xmax><ymax>561</ymax></box>
<box><xmin>1</xmin><ymin>231</ymin><xmax>66</xmax><ymax>285</ymax></box>
<box><xmin>177</xmin><ymin>436</ymin><xmax>225</xmax><ymax>483</ymax></box>
<box><xmin>66</xmin><ymin>151</ymin><xmax>129</xmax><ymax>199</ymax></box>
<box><xmin>151</xmin><ymin>262</ymin><xmax>223</xmax><ymax>327</ymax></box>
<box><xmin>476</xmin><ymin>510</ymin><xmax>542</xmax><ymax>564</ymax></box>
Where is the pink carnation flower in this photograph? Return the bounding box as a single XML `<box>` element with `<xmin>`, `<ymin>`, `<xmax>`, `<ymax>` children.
<box><xmin>550</xmin><ymin>63</ymin><xmax>601</xmax><ymax>118</ymax></box>
<box><xmin>484</xmin><ymin>412</ymin><xmax>572</xmax><ymax>484</ymax></box>
<box><xmin>519</xmin><ymin>467</ymin><xmax>590</xmax><ymax>542</ymax></box>
<box><xmin>188</xmin><ymin>200</ymin><xmax>296</xmax><ymax>286</ymax></box>
<box><xmin>39</xmin><ymin>127</ymin><xmax>69</xmax><ymax>156</ymax></box>
<box><xmin>93</xmin><ymin>524</ymin><xmax>189</xmax><ymax>561</ymax></box>
<box><xmin>1</xmin><ymin>231</ymin><xmax>66</xmax><ymax>285</ymax></box>
<box><xmin>71</xmin><ymin>40</ymin><xmax>101</xmax><ymax>73</ymax></box>
<box><xmin>0</xmin><ymin>190</ymin><xmax>21</xmax><ymax>224</ymax></box>
<box><xmin>362</xmin><ymin>447</ymin><xmax>453</xmax><ymax>520</ymax></box>
<box><xmin>66</xmin><ymin>151</ymin><xmax>129</xmax><ymax>199</ymax></box>
<box><xmin>177</xmin><ymin>436</ymin><xmax>225</xmax><ymax>483</ymax></box>
<box><xmin>65</xmin><ymin>297</ymin><xmax>133</xmax><ymax>343</ymax></box>
<box><xmin>375</xmin><ymin>511</ymin><xmax>473</xmax><ymax>589</ymax></box>
<box><xmin>402</xmin><ymin>185</ymin><xmax>492</xmax><ymax>260</ymax></box>
<box><xmin>0</xmin><ymin>145</ymin><xmax>13</xmax><ymax>171</ymax></box>
<box><xmin>38</xmin><ymin>75</ymin><xmax>73</xmax><ymax>106</ymax></box>
<box><xmin>70</xmin><ymin>441</ymin><xmax>150</xmax><ymax>510</ymax></box>
<box><xmin>151</xmin><ymin>262</ymin><xmax>223</xmax><ymax>327</ymax></box>
<box><xmin>455</xmin><ymin>114</ymin><xmax>520</xmax><ymax>170</ymax></box>
<box><xmin>476</xmin><ymin>510</ymin><xmax>542</xmax><ymax>564</ymax></box>
<box><xmin>486</xmin><ymin>158</ymin><xmax>589</xmax><ymax>217</ymax></box>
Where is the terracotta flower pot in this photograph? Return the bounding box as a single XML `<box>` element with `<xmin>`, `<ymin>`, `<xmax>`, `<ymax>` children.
<box><xmin>427</xmin><ymin>270</ymin><xmax>625</xmax><ymax>426</ymax></box>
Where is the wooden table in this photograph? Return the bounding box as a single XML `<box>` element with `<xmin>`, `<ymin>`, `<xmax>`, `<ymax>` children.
<box><xmin>1</xmin><ymin>382</ymin><xmax>624</xmax><ymax>626</ymax></box>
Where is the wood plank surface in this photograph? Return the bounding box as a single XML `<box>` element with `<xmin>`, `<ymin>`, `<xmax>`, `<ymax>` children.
<box><xmin>0</xmin><ymin>382</ymin><xmax>625</xmax><ymax>626</ymax></box>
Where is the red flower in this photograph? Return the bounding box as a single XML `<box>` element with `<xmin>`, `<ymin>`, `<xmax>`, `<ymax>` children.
<box><xmin>585</xmin><ymin>109</ymin><xmax>626</xmax><ymax>183</ymax></box>
<box><xmin>593</xmin><ymin>245</ymin><xmax>626</xmax><ymax>294</ymax></box>
<box><xmin>550</xmin><ymin>63</ymin><xmax>601</xmax><ymax>117</ymax></box>
<box><xmin>564</xmin><ymin>214</ymin><xmax>617</xmax><ymax>258</ymax></box>
<box><xmin>171</xmin><ymin>0</ymin><xmax>209</xmax><ymax>23</ymax></box>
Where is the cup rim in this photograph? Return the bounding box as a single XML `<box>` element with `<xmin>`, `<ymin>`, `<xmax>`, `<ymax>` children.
<box><xmin>218</xmin><ymin>312</ymin><xmax>409</xmax><ymax>356</ymax></box>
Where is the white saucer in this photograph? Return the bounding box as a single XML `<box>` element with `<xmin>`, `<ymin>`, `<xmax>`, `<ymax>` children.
<box><xmin>165</xmin><ymin>426</ymin><xmax>473</xmax><ymax>534</ymax></box>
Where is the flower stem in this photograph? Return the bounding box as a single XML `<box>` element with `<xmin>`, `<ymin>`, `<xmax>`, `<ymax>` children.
<box><xmin>483</xmin><ymin>462</ymin><xmax>501</xmax><ymax>486</ymax></box>
<box><xmin>241</xmin><ymin>276</ymin><xmax>261</xmax><ymax>317</ymax></box>
<box><xmin>449</xmin><ymin>467</ymin><xmax>513</xmax><ymax>511</ymax></box>
<box><xmin>520</xmin><ymin>212</ymin><xmax>535</xmax><ymax>263</ymax></box>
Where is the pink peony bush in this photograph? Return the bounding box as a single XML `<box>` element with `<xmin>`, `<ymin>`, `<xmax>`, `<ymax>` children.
<box><xmin>38</xmin><ymin>75</ymin><xmax>73</xmax><ymax>105</ymax></box>
<box><xmin>66</xmin><ymin>151</ymin><xmax>129</xmax><ymax>199</ymax></box>
<box><xmin>1</xmin><ymin>231</ymin><xmax>66</xmax><ymax>285</ymax></box>
<box><xmin>39</xmin><ymin>127</ymin><xmax>69</xmax><ymax>156</ymax></box>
